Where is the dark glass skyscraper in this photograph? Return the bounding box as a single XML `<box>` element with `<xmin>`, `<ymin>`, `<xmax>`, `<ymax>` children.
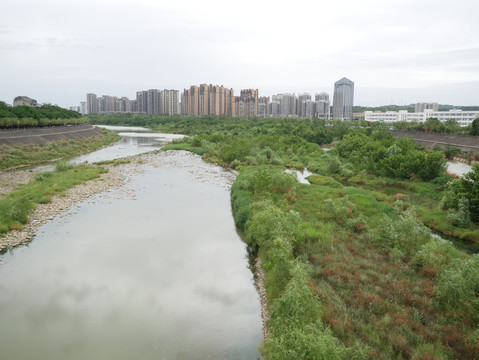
<box><xmin>333</xmin><ymin>77</ymin><xmax>354</xmax><ymax>121</ymax></box>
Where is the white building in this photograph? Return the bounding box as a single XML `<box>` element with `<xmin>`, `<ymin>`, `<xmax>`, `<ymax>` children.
<box><xmin>364</xmin><ymin>109</ymin><xmax>479</xmax><ymax>126</ymax></box>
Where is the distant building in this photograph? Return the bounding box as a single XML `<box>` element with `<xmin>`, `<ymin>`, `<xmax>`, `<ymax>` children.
<box><xmin>160</xmin><ymin>90</ymin><xmax>180</xmax><ymax>115</ymax></box>
<box><xmin>239</xmin><ymin>89</ymin><xmax>258</xmax><ymax>118</ymax></box>
<box><xmin>80</xmin><ymin>102</ymin><xmax>86</xmax><ymax>115</ymax></box>
<box><xmin>415</xmin><ymin>102</ymin><xmax>438</xmax><ymax>113</ymax></box>
<box><xmin>86</xmin><ymin>93</ymin><xmax>98</xmax><ymax>114</ymax></box>
<box><xmin>13</xmin><ymin>96</ymin><xmax>38</xmax><ymax>107</ymax></box>
<box><xmin>353</xmin><ymin>112</ymin><xmax>365</xmax><ymax>121</ymax></box>
<box><xmin>273</xmin><ymin>93</ymin><xmax>297</xmax><ymax>117</ymax></box>
<box><xmin>136</xmin><ymin>91</ymin><xmax>148</xmax><ymax>113</ymax></box>
<box><xmin>258</xmin><ymin>96</ymin><xmax>270</xmax><ymax>118</ymax></box>
<box><xmin>297</xmin><ymin>93</ymin><xmax>312</xmax><ymax>118</ymax></box>
<box><xmin>332</xmin><ymin>77</ymin><xmax>354</xmax><ymax>121</ymax></box>
<box><xmin>314</xmin><ymin>92</ymin><xmax>330</xmax><ymax>119</ymax></box>
<box><xmin>364</xmin><ymin>109</ymin><xmax>479</xmax><ymax>126</ymax></box>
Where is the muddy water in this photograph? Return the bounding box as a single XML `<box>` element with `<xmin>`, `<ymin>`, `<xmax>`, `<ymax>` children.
<box><xmin>0</xmin><ymin>151</ymin><xmax>262</xmax><ymax>359</ymax></box>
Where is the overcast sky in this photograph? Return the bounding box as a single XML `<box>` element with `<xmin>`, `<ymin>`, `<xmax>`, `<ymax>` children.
<box><xmin>1</xmin><ymin>0</ymin><xmax>478</xmax><ymax>108</ymax></box>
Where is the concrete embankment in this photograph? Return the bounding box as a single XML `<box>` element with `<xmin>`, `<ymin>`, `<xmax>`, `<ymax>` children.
<box><xmin>0</xmin><ymin>124</ymin><xmax>103</xmax><ymax>146</ymax></box>
<box><xmin>391</xmin><ymin>130</ymin><xmax>479</xmax><ymax>153</ymax></box>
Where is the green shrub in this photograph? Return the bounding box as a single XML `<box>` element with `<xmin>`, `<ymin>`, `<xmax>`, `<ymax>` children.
<box><xmin>308</xmin><ymin>175</ymin><xmax>343</xmax><ymax>188</ymax></box>
<box><xmin>413</xmin><ymin>237</ymin><xmax>464</xmax><ymax>270</ymax></box>
<box><xmin>251</xmin><ymin>168</ymin><xmax>273</xmax><ymax>196</ymax></box>
<box><xmin>448</xmin><ymin>197</ymin><xmax>472</xmax><ymax>227</ymax></box>
<box><xmin>263</xmin><ymin>263</ymin><xmax>353</xmax><ymax>360</ymax></box>
<box><xmin>323</xmin><ymin>196</ymin><xmax>354</xmax><ymax>224</ymax></box>
<box><xmin>246</xmin><ymin>200</ymin><xmax>301</xmax><ymax>251</ymax></box>
<box><xmin>272</xmin><ymin>172</ymin><xmax>297</xmax><ymax>194</ymax></box>
<box><xmin>55</xmin><ymin>160</ymin><xmax>74</xmax><ymax>172</ymax></box>
<box><xmin>436</xmin><ymin>255</ymin><xmax>479</xmax><ymax>321</ymax></box>
<box><xmin>372</xmin><ymin>210</ymin><xmax>431</xmax><ymax>256</ymax></box>
<box><xmin>326</xmin><ymin>156</ymin><xmax>342</xmax><ymax>174</ymax></box>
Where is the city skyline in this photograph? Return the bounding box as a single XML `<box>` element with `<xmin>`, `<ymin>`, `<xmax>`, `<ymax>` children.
<box><xmin>1</xmin><ymin>0</ymin><xmax>478</xmax><ymax>108</ymax></box>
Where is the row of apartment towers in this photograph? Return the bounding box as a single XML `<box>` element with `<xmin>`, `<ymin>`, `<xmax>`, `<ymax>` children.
<box><xmin>86</xmin><ymin>86</ymin><xmax>259</xmax><ymax>118</ymax></box>
<box><xmin>86</xmin><ymin>78</ymin><xmax>354</xmax><ymax>120</ymax></box>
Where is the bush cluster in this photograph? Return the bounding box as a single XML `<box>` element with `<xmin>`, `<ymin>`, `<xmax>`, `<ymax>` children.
<box><xmin>335</xmin><ymin>130</ymin><xmax>447</xmax><ymax>180</ymax></box>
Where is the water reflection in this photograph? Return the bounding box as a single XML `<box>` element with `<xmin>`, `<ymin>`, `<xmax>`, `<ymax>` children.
<box><xmin>71</xmin><ymin>130</ymin><xmax>184</xmax><ymax>165</ymax></box>
<box><xmin>0</xmin><ymin>152</ymin><xmax>262</xmax><ymax>359</ymax></box>
<box><xmin>285</xmin><ymin>168</ymin><xmax>313</xmax><ymax>184</ymax></box>
<box><xmin>447</xmin><ymin>161</ymin><xmax>472</xmax><ymax>177</ymax></box>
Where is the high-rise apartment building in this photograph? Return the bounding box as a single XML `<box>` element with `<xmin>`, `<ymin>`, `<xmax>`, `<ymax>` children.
<box><xmin>86</xmin><ymin>93</ymin><xmax>98</xmax><ymax>114</ymax></box>
<box><xmin>258</xmin><ymin>96</ymin><xmax>269</xmax><ymax>118</ymax></box>
<box><xmin>298</xmin><ymin>93</ymin><xmax>312</xmax><ymax>117</ymax></box>
<box><xmin>239</xmin><ymin>89</ymin><xmax>258</xmax><ymax>118</ymax></box>
<box><xmin>333</xmin><ymin>77</ymin><xmax>354</xmax><ymax>121</ymax></box>
<box><xmin>199</xmin><ymin>84</ymin><xmax>210</xmax><ymax>116</ymax></box>
<box><xmin>136</xmin><ymin>91</ymin><xmax>148</xmax><ymax>113</ymax></box>
<box><xmin>181</xmin><ymin>84</ymin><xmax>237</xmax><ymax>117</ymax></box>
<box><xmin>273</xmin><ymin>93</ymin><xmax>296</xmax><ymax>117</ymax></box>
<box><xmin>160</xmin><ymin>90</ymin><xmax>180</xmax><ymax>115</ymax></box>
<box><xmin>314</xmin><ymin>92</ymin><xmax>330</xmax><ymax>119</ymax></box>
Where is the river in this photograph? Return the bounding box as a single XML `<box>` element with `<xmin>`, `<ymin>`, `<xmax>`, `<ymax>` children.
<box><xmin>0</xmin><ymin>127</ymin><xmax>262</xmax><ymax>359</ymax></box>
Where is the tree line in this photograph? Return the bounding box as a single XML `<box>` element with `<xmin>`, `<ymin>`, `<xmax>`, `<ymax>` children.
<box><xmin>0</xmin><ymin>101</ymin><xmax>84</xmax><ymax>129</ymax></box>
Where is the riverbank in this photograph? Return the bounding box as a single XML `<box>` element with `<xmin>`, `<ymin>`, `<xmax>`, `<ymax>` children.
<box><xmin>0</xmin><ymin>128</ymin><xmax>121</xmax><ymax>170</ymax></box>
<box><xmin>0</xmin><ymin>163</ymin><xmax>126</xmax><ymax>252</ymax></box>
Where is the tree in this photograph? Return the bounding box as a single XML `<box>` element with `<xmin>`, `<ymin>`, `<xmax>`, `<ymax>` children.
<box><xmin>471</xmin><ymin>118</ymin><xmax>479</xmax><ymax>136</ymax></box>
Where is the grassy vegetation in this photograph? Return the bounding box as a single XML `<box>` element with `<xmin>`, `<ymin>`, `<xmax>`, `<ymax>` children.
<box><xmin>0</xmin><ymin>162</ymin><xmax>107</xmax><ymax>236</ymax></box>
<box><xmin>160</xmin><ymin>116</ymin><xmax>479</xmax><ymax>359</ymax></box>
<box><xmin>0</xmin><ymin>128</ymin><xmax>120</xmax><ymax>170</ymax></box>
<box><xmin>230</xmin><ymin>163</ymin><xmax>479</xmax><ymax>359</ymax></box>
<box><xmin>95</xmin><ymin>159</ymin><xmax>131</xmax><ymax>166</ymax></box>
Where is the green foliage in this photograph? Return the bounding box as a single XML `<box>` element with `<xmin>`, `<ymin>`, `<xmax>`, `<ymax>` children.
<box><xmin>220</xmin><ymin>137</ymin><xmax>251</xmax><ymax>163</ymax></box>
<box><xmin>413</xmin><ymin>237</ymin><xmax>464</xmax><ymax>270</ymax></box>
<box><xmin>230</xmin><ymin>173</ymin><xmax>254</xmax><ymax>230</ymax></box>
<box><xmin>336</xmin><ymin>130</ymin><xmax>446</xmax><ymax>180</ymax></box>
<box><xmin>448</xmin><ymin>197</ymin><xmax>472</xmax><ymax>227</ymax></box>
<box><xmin>471</xmin><ymin>118</ymin><xmax>479</xmax><ymax>136</ymax></box>
<box><xmin>0</xmin><ymin>198</ymin><xmax>33</xmax><ymax>233</ymax></box>
<box><xmin>307</xmin><ymin>175</ymin><xmax>343</xmax><ymax>188</ymax></box>
<box><xmin>263</xmin><ymin>263</ymin><xmax>357</xmax><ymax>359</ymax></box>
<box><xmin>326</xmin><ymin>155</ymin><xmax>342</xmax><ymax>174</ymax></box>
<box><xmin>246</xmin><ymin>200</ymin><xmax>301</xmax><ymax>252</ymax></box>
<box><xmin>443</xmin><ymin>144</ymin><xmax>462</xmax><ymax>159</ymax></box>
<box><xmin>55</xmin><ymin>160</ymin><xmax>73</xmax><ymax>172</ymax></box>
<box><xmin>436</xmin><ymin>255</ymin><xmax>479</xmax><ymax>321</ymax></box>
<box><xmin>372</xmin><ymin>210</ymin><xmax>431</xmax><ymax>256</ymax></box>
<box><xmin>441</xmin><ymin>164</ymin><xmax>479</xmax><ymax>223</ymax></box>
<box><xmin>0</xmin><ymin>103</ymin><xmax>83</xmax><ymax>128</ymax></box>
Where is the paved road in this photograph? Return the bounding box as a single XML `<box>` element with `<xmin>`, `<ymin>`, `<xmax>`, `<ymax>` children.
<box><xmin>0</xmin><ymin>124</ymin><xmax>103</xmax><ymax>146</ymax></box>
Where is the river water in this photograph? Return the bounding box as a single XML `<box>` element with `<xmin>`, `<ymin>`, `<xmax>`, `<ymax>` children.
<box><xmin>0</xmin><ymin>127</ymin><xmax>262</xmax><ymax>359</ymax></box>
